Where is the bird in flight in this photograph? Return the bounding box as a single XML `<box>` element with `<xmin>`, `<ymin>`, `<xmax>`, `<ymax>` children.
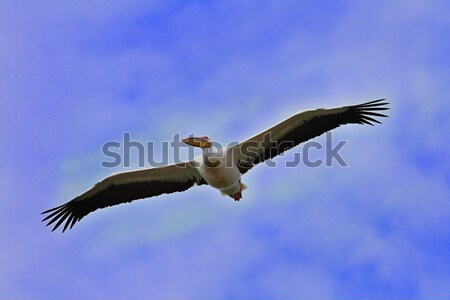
<box><xmin>42</xmin><ymin>99</ymin><xmax>389</xmax><ymax>233</ymax></box>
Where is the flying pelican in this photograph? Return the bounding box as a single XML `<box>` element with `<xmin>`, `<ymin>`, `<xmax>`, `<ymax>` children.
<box><xmin>42</xmin><ymin>99</ymin><xmax>389</xmax><ymax>232</ymax></box>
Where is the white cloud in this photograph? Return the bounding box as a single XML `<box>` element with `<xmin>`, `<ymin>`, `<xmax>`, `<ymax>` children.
<box><xmin>1</xmin><ymin>0</ymin><xmax>449</xmax><ymax>299</ymax></box>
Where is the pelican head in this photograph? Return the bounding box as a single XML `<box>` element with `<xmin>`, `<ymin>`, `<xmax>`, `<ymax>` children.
<box><xmin>181</xmin><ymin>136</ymin><xmax>212</xmax><ymax>148</ymax></box>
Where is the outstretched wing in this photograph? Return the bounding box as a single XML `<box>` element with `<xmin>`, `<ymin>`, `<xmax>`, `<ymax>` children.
<box><xmin>42</xmin><ymin>162</ymin><xmax>206</xmax><ymax>233</ymax></box>
<box><xmin>232</xmin><ymin>99</ymin><xmax>389</xmax><ymax>174</ymax></box>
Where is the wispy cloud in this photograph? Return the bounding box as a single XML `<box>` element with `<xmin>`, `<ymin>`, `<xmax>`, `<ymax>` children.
<box><xmin>1</xmin><ymin>0</ymin><xmax>449</xmax><ymax>299</ymax></box>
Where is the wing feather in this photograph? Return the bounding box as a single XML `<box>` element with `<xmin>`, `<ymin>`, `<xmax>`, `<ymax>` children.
<box><xmin>42</xmin><ymin>161</ymin><xmax>206</xmax><ymax>233</ymax></box>
<box><xmin>232</xmin><ymin>99</ymin><xmax>389</xmax><ymax>174</ymax></box>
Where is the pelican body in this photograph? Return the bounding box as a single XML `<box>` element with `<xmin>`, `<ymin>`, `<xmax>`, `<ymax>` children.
<box><xmin>42</xmin><ymin>99</ymin><xmax>389</xmax><ymax>232</ymax></box>
<box><xmin>188</xmin><ymin>140</ymin><xmax>243</xmax><ymax>200</ymax></box>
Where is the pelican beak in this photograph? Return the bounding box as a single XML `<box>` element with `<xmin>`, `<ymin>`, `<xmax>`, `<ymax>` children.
<box><xmin>181</xmin><ymin>136</ymin><xmax>212</xmax><ymax>148</ymax></box>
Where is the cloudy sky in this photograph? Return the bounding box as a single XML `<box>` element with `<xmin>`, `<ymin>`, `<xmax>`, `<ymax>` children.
<box><xmin>1</xmin><ymin>0</ymin><xmax>449</xmax><ymax>299</ymax></box>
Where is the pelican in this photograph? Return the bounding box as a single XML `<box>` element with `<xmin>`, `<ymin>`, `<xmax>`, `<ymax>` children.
<box><xmin>42</xmin><ymin>99</ymin><xmax>389</xmax><ymax>232</ymax></box>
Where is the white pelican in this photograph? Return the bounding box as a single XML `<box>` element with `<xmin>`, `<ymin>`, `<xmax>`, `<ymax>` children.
<box><xmin>42</xmin><ymin>99</ymin><xmax>389</xmax><ymax>232</ymax></box>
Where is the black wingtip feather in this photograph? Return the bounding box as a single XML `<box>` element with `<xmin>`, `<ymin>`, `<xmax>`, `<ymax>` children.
<box><xmin>45</xmin><ymin>209</ymin><xmax>68</xmax><ymax>227</ymax></box>
<box><xmin>52</xmin><ymin>211</ymin><xmax>71</xmax><ymax>232</ymax></box>
<box><xmin>41</xmin><ymin>203</ymin><xmax>65</xmax><ymax>214</ymax></box>
<box><xmin>362</xmin><ymin>115</ymin><xmax>382</xmax><ymax>124</ymax></box>
<box><xmin>359</xmin><ymin>99</ymin><xmax>388</xmax><ymax>106</ymax></box>
<box><xmin>42</xmin><ymin>205</ymin><xmax>66</xmax><ymax>222</ymax></box>
<box><xmin>360</xmin><ymin>119</ymin><xmax>374</xmax><ymax>126</ymax></box>
<box><xmin>360</xmin><ymin>98</ymin><xmax>385</xmax><ymax>106</ymax></box>
<box><xmin>63</xmin><ymin>215</ymin><xmax>75</xmax><ymax>233</ymax></box>
<box><xmin>70</xmin><ymin>216</ymin><xmax>78</xmax><ymax>229</ymax></box>
<box><xmin>353</xmin><ymin>99</ymin><xmax>389</xmax><ymax>126</ymax></box>
<box><xmin>362</xmin><ymin>111</ymin><xmax>388</xmax><ymax>118</ymax></box>
<box><xmin>358</xmin><ymin>107</ymin><xmax>390</xmax><ymax>111</ymax></box>
<box><xmin>42</xmin><ymin>202</ymin><xmax>77</xmax><ymax>233</ymax></box>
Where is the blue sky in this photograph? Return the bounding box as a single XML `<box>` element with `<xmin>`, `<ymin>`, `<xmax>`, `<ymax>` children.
<box><xmin>1</xmin><ymin>0</ymin><xmax>450</xmax><ymax>299</ymax></box>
